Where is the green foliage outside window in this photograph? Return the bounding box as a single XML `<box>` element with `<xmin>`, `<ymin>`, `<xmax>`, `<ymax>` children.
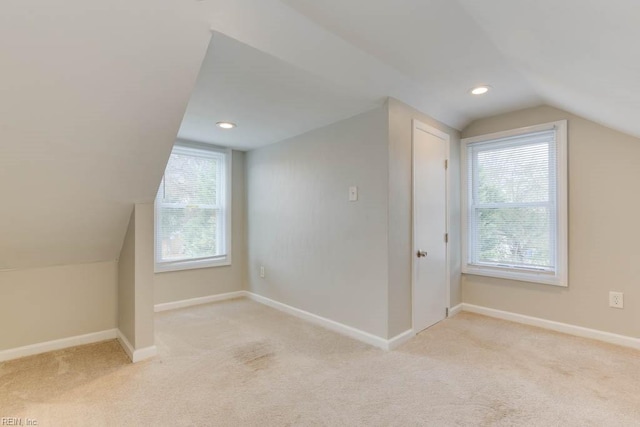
<box><xmin>158</xmin><ymin>152</ymin><xmax>221</xmax><ymax>261</ymax></box>
<box><xmin>474</xmin><ymin>143</ymin><xmax>553</xmax><ymax>268</ymax></box>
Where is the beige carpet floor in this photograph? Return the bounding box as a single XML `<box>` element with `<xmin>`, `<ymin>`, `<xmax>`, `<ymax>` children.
<box><xmin>1</xmin><ymin>298</ymin><xmax>639</xmax><ymax>426</ymax></box>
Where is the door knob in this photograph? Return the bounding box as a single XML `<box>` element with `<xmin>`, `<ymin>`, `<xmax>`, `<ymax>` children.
<box><xmin>417</xmin><ymin>250</ymin><xmax>428</xmax><ymax>258</ymax></box>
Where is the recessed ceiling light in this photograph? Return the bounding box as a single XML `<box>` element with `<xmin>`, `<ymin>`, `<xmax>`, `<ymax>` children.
<box><xmin>470</xmin><ymin>85</ymin><xmax>491</xmax><ymax>95</ymax></box>
<box><xmin>216</xmin><ymin>122</ymin><xmax>236</xmax><ymax>129</ymax></box>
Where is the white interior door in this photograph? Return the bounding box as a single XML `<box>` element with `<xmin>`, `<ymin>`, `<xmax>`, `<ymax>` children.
<box><xmin>412</xmin><ymin>120</ymin><xmax>449</xmax><ymax>334</ymax></box>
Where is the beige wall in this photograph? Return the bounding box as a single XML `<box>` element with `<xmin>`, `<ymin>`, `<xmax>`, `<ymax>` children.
<box><xmin>117</xmin><ymin>203</ymin><xmax>155</xmax><ymax>349</ymax></box>
<box><xmin>0</xmin><ymin>151</ymin><xmax>244</xmax><ymax>353</ymax></box>
<box><xmin>246</xmin><ymin>107</ymin><xmax>391</xmax><ymax>338</ymax></box>
<box><xmin>245</xmin><ymin>102</ymin><xmax>461</xmax><ymax>339</ymax></box>
<box><xmin>0</xmin><ymin>261</ymin><xmax>117</xmax><ymax>351</ymax></box>
<box><xmin>387</xmin><ymin>98</ymin><xmax>462</xmax><ymax>337</ymax></box>
<box><xmin>462</xmin><ymin>105</ymin><xmax>640</xmax><ymax>338</ymax></box>
<box><xmin>118</xmin><ymin>210</ymin><xmax>136</xmax><ymax>344</ymax></box>
<box><xmin>154</xmin><ymin>151</ymin><xmax>246</xmax><ymax>304</ymax></box>
<box><xmin>134</xmin><ymin>203</ymin><xmax>155</xmax><ymax>349</ymax></box>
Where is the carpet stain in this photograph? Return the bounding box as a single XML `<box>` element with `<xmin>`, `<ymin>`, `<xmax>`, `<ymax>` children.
<box><xmin>546</xmin><ymin>362</ymin><xmax>574</xmax><ymax>377</ymax></box>
<box><xmin>55</xmin><ymin>354</ymin><xmax>71</xmax><ymax>375</ymax></box>
<box><xmin>233</xmin><ymin>341</ymin><xmax>275</xmax><ymax>371</ymax></box>
<box><xmin>3</xmin><ymin>302</ymin><xmax>640</xmax><ymax>426</ymax></box>
<box><xmin>483</xmin><ymin>400</ymin><xmax>517</xmax><ymax>425</ymax></box>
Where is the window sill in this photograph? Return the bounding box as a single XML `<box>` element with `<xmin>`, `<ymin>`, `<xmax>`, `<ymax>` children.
<box><xmin>462</xmin><ymin>264</ymin><xmax>566</xmax><ymax>287</ymax></box>
<box><xmin>155</xmin><ymin>256</ymin><xmax>231</xmax><ymax>273</ymax></box>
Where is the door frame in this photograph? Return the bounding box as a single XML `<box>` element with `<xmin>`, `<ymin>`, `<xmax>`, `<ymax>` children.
<box><xmin>411</xmin><ymin>119</ymin><xmax>451</xmax><ymax>334</ymax></box>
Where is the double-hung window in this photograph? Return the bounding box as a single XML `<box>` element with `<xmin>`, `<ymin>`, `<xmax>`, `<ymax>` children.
<box><xmin>461</xmin><ymin>121</ymin><xmax>567</xmax><ymax>286</ymax></box>
<box><xmin>154</xmin><ymin>141</ymin><xmax>231</xmax><ymax>272</ymax></box>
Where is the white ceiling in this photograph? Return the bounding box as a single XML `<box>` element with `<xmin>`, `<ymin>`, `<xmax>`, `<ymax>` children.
<box><xmin>3</xmin><ymin>0</ymin><xmax>638</xmax><ymax>269</ymax></box>
<box><xmin>455</xmin><ymin>0</ymin><xmax>640</xmax><ymax>139</ymax></box>
<box><xmin>279</xmin><ymin>0</ymin><xmax>543</xmax><ymax>125</ymax></box>
<box><xmin>0</xmin><ymin>0</ymin><xmax>212</xmax><ymax>269</ymax></box>
<box><xmin>183</xmin><ymin>0</ymin><xmax>640</xmax><ymax>150</ymax></box>
<box><xmin>178</xmin><ymin>33</ymin><xmax>381</xmax><ymax>150</ymax></box>
<box><xmin>179</xmin><ymin>0</ymin><xmax>542</xmax><ymax>150</ymax></box>
<box><xmin>279</xmin><ymin>0</ymin><xmax>640</xmax><ymax>137</ymax></box>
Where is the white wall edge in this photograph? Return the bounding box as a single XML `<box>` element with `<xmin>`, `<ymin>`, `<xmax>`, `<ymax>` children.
<box><xmin>116</xmin><ymin>329</ymin><xmax>157</xmax><ymax>363</ymax></box>
<box><xmin>245</xmin><ymin>292</ymin><xmax>392</xmax><ymax>350</ymax></box>
<box><xmin>449</xmin><ymin>303</ymin><xmax>463</xmax><ymax>317</ymax></box>
<box><xmin>387</xmin><ymin>329</ymin><xmax>415</xmax><ymax>350</ymax></box>
<box><xmin>0</xmin><ymin>329</ymin><xmax>117</xmax><ymax>363</ymax></box>
<box><xmin>132</xmin><ymin>345</ymin><xmax>158</xmax><ymax>363</ymax></box>
<box><xmin>462</xmin><ymin>303</ymin><xmax>640</xmax><ymax>351</ymax></box>
<box><xmin>154</xmin><ymin>291</ymin><xmax>246</xmax><ymax>312</ymax></box>
<box><xmin>116</xmin><ymin>329</ymin><xmax>135</xmax><ymax>361</ymax></box>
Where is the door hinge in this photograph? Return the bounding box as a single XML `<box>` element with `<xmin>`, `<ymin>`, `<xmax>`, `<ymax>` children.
<box><xmin>444</xmin><ymin>159</ymin><xmax>448</xmax><ymax>169</ymax></box>
<box><xmin>445</xmin><ymin>233</ymin><xmax>449</xmax><ymax>243</ymax></box>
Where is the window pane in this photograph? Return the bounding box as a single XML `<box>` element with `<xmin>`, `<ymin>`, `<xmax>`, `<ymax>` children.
<box><xmin>159</xmin><ymin>207</ymin><xmax>219</xmax><ymax>261</ymax></box>
<box><xmin>475</xmin><ymin>207</ymin><xmax>552</xmax><ymax>268</ymax></box>
<box><xmin>162</xmin><ymin>153</ymin><xmax>220</xmax><ymax>206</ymax></box>
<box><xmin>476</xmin><ymin>142</ymin><xmax>551</xmax><ymax>204</ymax></box>
<box><xmin>463</xmin><ymin>123</ymin><xmax>566</xmax><ymax>285</ymax></box>
<box><xmin>155</xmin><ymin>144</ymin><xmax>229</xmax><ymax>271</ymax></box>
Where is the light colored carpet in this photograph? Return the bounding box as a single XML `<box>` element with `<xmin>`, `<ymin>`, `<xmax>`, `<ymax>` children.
<box><xmin>1</xmin><ymin>298</ymin><xmax>639</xmax><ymax>426</ymax></box>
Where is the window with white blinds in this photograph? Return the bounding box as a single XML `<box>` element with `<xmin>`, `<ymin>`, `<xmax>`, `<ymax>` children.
<box><xmin>154</xmin><ymin>142</ymin><xmax>231</xmax><ymax>272</ymax></box>
<box><xmin>462</xmin><ymin>121</ymin><xmax>567</xmax><ymax>286</ymax></box>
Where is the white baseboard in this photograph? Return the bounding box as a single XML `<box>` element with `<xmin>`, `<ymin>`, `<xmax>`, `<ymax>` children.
<box><xmin>116</xmin><ymin>330</ymin><xmax>135</xmax><ymax>360</ymax></box>
<box><xmin>116</xmin><ymin>329</ymin><xmax>158</xmax><ymax>363</ymax></box>
<box><xmin>156</xmin><ymin>290</ymin><xmax>416</xmax><ymax>350</ymax></box>
<box><xmin>387</xmin><ymin>329</ymin><xmax>415</xmax><ymax>350</ymax></box>
<box><xmin>448</xmin><ymin>303</ymin><xmax>463</xmax><ymax>317</ymax></box>
<box><xmin>0</xmin><ymin>329</ymin><xmax>117</xmax><ymax>363</ymax></box>
<box><xmin>154</xmin><ymin>291</ymin><xmax>245</xmax><ymax>312</ymax></box>
<box><xmin>462</xmin><ymin>303</ymin><xmax>640</xmax><ymax>350</ymax></box>
<box><xmin>132</xmin><ymin>345</ymin><xmax>158</xmax><ymax>362</ymax></box>
<box><xmin>246</xmin><ymin>292</ymin><xmax>410</xmax><ymax>350</ymax></box>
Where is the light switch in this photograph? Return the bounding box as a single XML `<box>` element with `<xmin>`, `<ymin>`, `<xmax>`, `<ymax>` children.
<box><xmin>349</xmin><ymin>186</ymin><xmax>358</xmax><ymax>201</ymax></box>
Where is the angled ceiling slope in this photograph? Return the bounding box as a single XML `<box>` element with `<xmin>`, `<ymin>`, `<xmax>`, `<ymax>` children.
<box><xmin>456</xmin><ymin>0</ymin><xmax>640</xmax><ymax>138</ymax></box>
<box><xmin>179</xmin><ymin>0</ymin><xmax>543</xmax><ymax>148</ymax></box>
<box><xmin>281</xmin><ymin>0</ymin><xmax>640</xmax><ymax>138</ymax></box>
<box><xmin>279</xmin><ymin>0</ymin><xmax>542</xmax><ymax>127</ymax></box>
<box><xmin>4</xmin><ymin>0</ymin><xmax>638</xmax><ymax>269</ymax></box>
<box><xmin>0</xmin><ymin>0</ymin><xmax>212</xmax><ymax>270</ymax></box>
<box><xmin>178</xmin><ymin>33</ymin><xmax>382</xmax><ymax>150</ymax></box>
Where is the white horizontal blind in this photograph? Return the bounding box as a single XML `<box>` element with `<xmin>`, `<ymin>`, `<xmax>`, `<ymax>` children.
<box><xmin>467</xmin><ymin>129</ymin><xmax>557</xmax><ymax>271</ymax></box>
<box><xmin>155</xmin><ymin>144</ymin><xmax>226</xmax><ymax>265</ymax></box>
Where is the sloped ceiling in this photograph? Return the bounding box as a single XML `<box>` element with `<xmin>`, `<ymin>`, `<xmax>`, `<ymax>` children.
<box><xmin>279</xmin><ymin>0</ymin><xmax>640</xmax><ymax>137</ymax></box>
<box><xmin>455</xmin><ymin>0</ymin><xmax>640</xmax><ymax>138</ymax></box>
<box><xmin>174</xmin><ymin>0</ymin><xmax>542</xmax><ymax>152</ymax></box>
<box><xmin>279</xmin><ymin>0</ymin><xmax>543</xmax><ymax>127</ymax></box>
<box><xmin>177</xmin><ymin>33</ymin><xmax>381</xmax><ymax>150</ymax></box>
<box><xmin>0</xmin><ymin>0</ymin><xmax>212</xmax><ymax>269</ymax></box>
<box><xmin>185</xmin><ymin>0</ymin><xmax>640</xmax><ymax>151</ymax></box>
<box><xmin>3</xmin><ymin>0</ymin><xmax>637</xmax><ymax>269</ymax></box>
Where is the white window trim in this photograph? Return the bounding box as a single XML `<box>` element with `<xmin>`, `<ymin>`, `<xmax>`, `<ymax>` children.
<box><xmin>461</xmin><ymin>120</ymin><xmax>568</xmax><ymax>287</ymax></box>
<box><xmin>154</xmin><ymin>141</ymin><xmax>232</xmax><ymax>273</ymax></box>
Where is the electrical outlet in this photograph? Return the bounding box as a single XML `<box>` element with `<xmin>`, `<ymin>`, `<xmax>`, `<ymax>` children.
<box><xmin>260</xmin><ymin>265</ymin><xmax>265</xmax><ymax>278</ymax></box>
<box><xmin>609</xmin><ymin>291</ymin><xmax>624</xmax><ymax>309</ymax></box>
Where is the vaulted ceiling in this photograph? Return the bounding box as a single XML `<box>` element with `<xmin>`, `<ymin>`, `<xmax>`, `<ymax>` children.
<box><xmin>182</xmin><ymin>0</ymin><xmax>640</xmax><ymax>149</ymax></box>
<box><xmin>2</xmin><ymin>0</ymin><xmax>636</xmax><ymax>269</ymax></box>
<box><xmin>280</xmin><ymin>0</ymin><xmax>640</xmax><ymax>137</ymax></box>
<box><xmin>177</xmin><ymin>33</ymin><xmax>380</xmax><ymax>151</ymax></box>
<box><xmin>0</xmin><ymin>0</ymin><xmax>212</xmax><ymax>269</ymax></box>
